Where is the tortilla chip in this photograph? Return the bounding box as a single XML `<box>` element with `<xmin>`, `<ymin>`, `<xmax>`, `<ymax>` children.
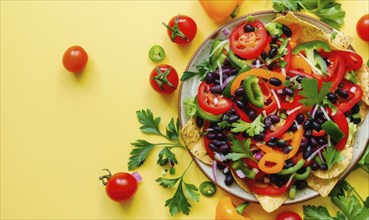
<box><xmin>273</xmin><ymin>12</ymin><xmax>352</xmax><ymax>50</ymax></box>
<box><xmin>311</xmin><ymin>147</ymin><xmax>353</xmax><ymax>179</ymax></box>
<box><xmin>182</xmin><ymin>118</ymin><xmax>212</xmax><ymax>165</ymax></box>
<box><xmin>230</xmin><ymin>169</ymin><xmax>251</xmax><ymax>193</ymax></box>
<box><xmin>254</xmin><ymin>193</ymin><xmax>288</xmax><ymax>213</ymax></box>
<box><xmin>306</xmin><ymin>175</ymin><xmax>339</xmax><ymax>197</ymax></box>
<box><xmin>356</xmin><ymin>65</ymin><xmax>369</xmax><ymax>106</ymax></box>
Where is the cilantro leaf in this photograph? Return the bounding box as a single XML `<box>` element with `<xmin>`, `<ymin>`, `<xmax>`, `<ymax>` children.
<box><xmin>128</xmin><ymin>139</ymin><xmax>155</xmax><ymax>170</ymax></box>
<box><xmin>303</xmin><ymin>205</ymin><xmax>334</xmax><ymax>220</ymax></box>
<box><xmin>166</xmin><ymin>118</ymin><xmax>180</xmax><ymax>141</ymax></box>
<box><xmin>272</xmin><ymin>0</ymin><xmax>300</xmax><ymax>12</ymax></box>
<box><xmin>231</xmin><ymin>114</ymin><xmax>264</xmax><ymax>136</ymax></box>
<box><xmin>156</xmin><ymin>176</ymin><xmax>180</xmax><ymax>188</ymax></box>
<box><xmin>225</xmin><ymin>136</ymin><xmax>255</xmax><ymax>161</ymax></box>
<box><xmin>322</xmin><ymin>146</ymin><xmax>342</xmax><ymax>169</ymax></box>
<box><xmin>299</xmin><ymin>78</ymin><xmax>332</xmax><ymax>106</ymax></box>
<box><xmin>315</xmin><ymin>2</ymin><xmax>345</xmax><ymax>30</ymax></box>
<box><xmin>136</xmin><ymin>109</ymin><xmax>162</xmax><ymax>135</ymax></box>
<box><xmin>157</xmin><ymin>147</ymin><xmax>178</xmax><ymax>166</ymax></box>
<box><xmin>183</xmin><ymin>181</ymin><xmax>200</xmax><ymax>203</ymax></box>
<box><xmin>180</xmin><ymin>59</ymin><xmax>212</xmax><ymax>81</ymax></box>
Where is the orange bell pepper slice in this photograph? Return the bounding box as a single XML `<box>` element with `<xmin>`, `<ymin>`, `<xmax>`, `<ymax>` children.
<box><xmin>230</xmin><ymin>68</ymin><xmax>286</xmax><ymax>96</ymax></box>
<box><xmin>258</xmin><ymin>152</ymin><xmax>285</xmax><ymax>174</ymax></box>
<box><xmin>199</xmin><ymin>0</ymin><xmax>244</xmax><ymax>22</ymax></box>
<box><xmin>216</xmin><ymin>196</ymin><xmax>252</xmax><ymax>220</ymax></box>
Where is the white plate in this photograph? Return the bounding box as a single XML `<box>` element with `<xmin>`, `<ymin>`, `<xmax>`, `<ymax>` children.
<box><xmin>178</xmin><ymin>11</ymin><xmax>369</xmax><ymax>204</ymax></box>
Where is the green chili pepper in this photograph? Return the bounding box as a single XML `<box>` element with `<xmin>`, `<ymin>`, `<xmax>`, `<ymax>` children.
<box><xmin>199</xmin><ymin>181</ymin><xmax>217</xmax><ymax>197</ymax></box>
<box><xmin>321</xmin><ymin>120</ymin><xmax>344</xmax><ymax>142</ymax></box>
<box><xmin>231</xmin><ymin>161</ymin><xmax>256</xmax><ymax>179</ymax></box>
<box><xmin>243</xmin><ymin>75</ymin><xmax>264</xmax><ymax>108</ymax></box>
<box><xmin>288</xmin><ymin>185</ymin><xmax>297</xmax><ymax>199</ymax></box>
<box><xmin>294</xmin><ymin>167</ymin><xmax>311</xmax><ymax>180</ymax></box>
<box><xmin>278</xmin><ymin>159</ymin><xmax>305</xmax><ymax>175</ymax></box>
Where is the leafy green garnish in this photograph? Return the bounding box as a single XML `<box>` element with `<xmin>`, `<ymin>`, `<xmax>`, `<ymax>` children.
<box><xmin>272</xmin><ymin>0</ymin><xmax>346</xmax><ymax>30</ymax></box>
<box><xmin>322</xmin><ymin>146</ymin><xmax>342</xmax><ymax>169</ymax></box>
<box><xmin>181</xmin><ymin>59</ymin><xmax>212</xmax><ymax>81</ymax></box>
<box><xmin>345</xmin><ymin>70</ymin><xmax>358</xmax><ymax>84</ymax></box>
<box><xmin>230</xmin><ymin>114</ymin><xmax>264</xmax><ymax>136</ymax></box>
<box><xmin>156</xmin><ymin>161</ymin><xmax>200</xmax><ymax>216</ymax></box>
<box><xmin>299</xmin><ymin>78</ymin><xmax>332</xmax><ymax>106</ymax></box>
<box><xmin>129</xmin><ymin>109</ymin><xmax>185</xmax><ymax>170</ymax></box>
<box><xmin>265</xmin><ymin>22</ymin><xmax>283</xmax><ymax>37</ymax></box>
<box><xmin>304</xmin><ymin>180</ymin><xmax>369</xmax><ymax>220</ymax></box>
<box><xmin>225</xmin><ymin>136</ymin><xmax>255</xmax><ymax>161</ymax></box>
<box><xmin>183</xmin><ymin>97</ymin><xmax>198</xmax><ymax>117</ymax></box>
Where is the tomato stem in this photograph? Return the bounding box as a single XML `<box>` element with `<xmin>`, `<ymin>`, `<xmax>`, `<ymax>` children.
<box><xmin>153</xmin><ymin>67</ymin><xmax>176</xmax><ymax>90</ymax></box>
<box><xmin>162</xmin><ymin>14</ymin><xmax>189</xmax><ymax>43</ymax></box>
<box><xmin>99</xmin><ymin>169</ymin><xmax>112</xmax><ymax>185</ymax></box>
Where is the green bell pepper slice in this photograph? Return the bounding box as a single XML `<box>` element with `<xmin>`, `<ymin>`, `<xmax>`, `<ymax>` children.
<box><xmin>243</xmin><ymin>75</ymin><xmax>264</xmax><ymax>108</ymax></box>
<box><xmin>321</xmin><ymin>120</ymin><xmax>345</xmax><ymax>142</ymax></box>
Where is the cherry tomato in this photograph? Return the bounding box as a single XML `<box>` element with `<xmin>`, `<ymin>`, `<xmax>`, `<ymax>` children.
<box><xmin>356</xmin><ymin>14</ymin><xmax>369</xmax><ymax>42</ymax></box>
<box><xmin>163</xmin><ymin>15</ymin><xmax>197</xmax><ymax>44</ymax></box>
<box><xmin>276</xmin><ymin>211</ymin><xmax>302</xmax><ymax>220</ymax></box>
<box><xmin>230</xmin><ymin>20</ymin><xmax>268</xmax><ymax>59</ymax></box>
<box><xmin>149</xmin><ymin>64</ymin><xmax>179</xmax><ymax>94</ymax></box>
<box><xmin>62</xmin><ymin>46</ymin><xmax>88</xmax><ymax>73</ymax></box>
<box><xmin>99</xmin><ymin>169</ymin><xmax>138</xmax><ymax>202</ymax></box>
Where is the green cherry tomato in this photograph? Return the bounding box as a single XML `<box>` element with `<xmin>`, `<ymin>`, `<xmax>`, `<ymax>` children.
<box><xmin>148</xmin><ymin>45</ymin><xmax>165</xmax><ymax>62</ymax></box>
<box><xmin>199</xmin><ymin>181</ymin><xmax>216</xmax><ymax>197</ymax></box>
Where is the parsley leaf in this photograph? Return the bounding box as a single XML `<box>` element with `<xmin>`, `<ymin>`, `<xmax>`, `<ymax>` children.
<box><xmin>303</xmin><ymin>205</ymin><xmax>334</xmax><ymax>220</ymax></box>
<box><xmin>299</xmin><ymin>78</ymin><xmax>332</xmax><ymax>106</ymax></box>
<box><xmin>225</xmin><ymin>136</ymin><xmax>255</xmax><ymax>161</ymax></box>
<box><xmin>322</xmin><ymin>146</ymin><xmax>342</xmax><ymax>169</ymax></box>
<box><xmin>129</xmin><ymin>109</ymin><xmax>185</xmax><ymax>170</ymax></box>
<box><xmin>156</xmin><ymin>161</ymin><xmax>199</xmax><ymax>216</ymax></box>
<box><xmin>180</xmin><ymin>59</ymin><xmax>212</xmax><ymax>81</ymax></box>
<box><xmin>231</xmin><ymin>114</ymin><xmax>264</xmax><ymax>136</ymax></box>
<box><xmin>136</xmin><ymin>109</ymin><xmax>162</xmax><ymax>135</ymax></box>
<box><xmin>273</xmin><ymin>0</ymin><xmax>346</xmax><ymax>30</ymax></box>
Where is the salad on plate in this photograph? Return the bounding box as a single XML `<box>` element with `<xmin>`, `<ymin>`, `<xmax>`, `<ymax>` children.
<box><xmin>180</xmin><ymin>12</ymin><xmax>369</xmax><ymax>212</ymax></box>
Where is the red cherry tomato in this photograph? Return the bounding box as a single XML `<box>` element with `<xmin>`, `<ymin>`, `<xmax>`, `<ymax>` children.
<box><xmin>356</xmin><ymin>14</ymin><xmax>369</xmax><ymax>42</ymax></box>
<box><xmin>150</xmin><ymin>64</ymin><xmax>179</xmax><ymax>94</ymax></box>
<box><xmin>276</xmin><ymin>211</ymin><xmax>302</xmax><ymax>220</ymax></box>
<box><xmin>230</xmin><ymin>20</ymin><xmax>268</xmax><ymax>59</ymax></box>
<box><xmin>99</xmin><ymin>169</ymin><xmax>138</xmax><ymax>202</ymax></box>
<box><xmin>163</xmin><ymin>15</ymin><xmax>197</xmax><ymax>44</ymax></box>
<box><xmin>62</xmin><ymin>46</ymin><xmax>88</xmax><ymax>73</ymax></box>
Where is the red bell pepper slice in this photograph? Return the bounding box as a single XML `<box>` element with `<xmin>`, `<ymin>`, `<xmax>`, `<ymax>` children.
<box><xmin>335</xmin><ymin>50</ymin><xmax>363</xmax><ymax>72</ymax></box>
<box><xmin>233</xmin><ymin>103</ymin><xmax>252</xmax><ymax>123</ymax></box>
<box><xmin>247</xmin><ymin>178</ymin><xmax>293</xmax><ymax>195</ymax></box>
<box><xmin>334</xmin><ymin>79</ymin><xmax>363</xmax><ymax>113</ymax></box>
<box><xmin>330</xmin><ymin>109</ymin><xmax>349</xmax><ymax>151</ymax></box>
<box><xmin>323</xmin><ymin>53</ymin><xmax>346</xmax><ymax>91</ymax></box>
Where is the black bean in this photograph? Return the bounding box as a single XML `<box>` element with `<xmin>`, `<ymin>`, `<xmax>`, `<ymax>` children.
<box><xmin>242</xmin><ymin>131</ymin><xmax>249</xmax><ymax>138</ymax></box>
<box><xmin>195</xmin><ymin>116</ymin><xmax>204</xmax><ymax>128</ymax></box>
<box><xmin>264</xmin><ymin>117</ymin><xmax>272</xmax><ymax>129</ymax></box>
<box><xmin>213</xmin><ymin>126</ymin><xmax>223</xmax><ymax>132</ymax></box>
<box><xmin>213</xmin><ymin>79</ymin><xmax>220</xmax><ymax>85</ymax></box>
<box><xmin>336</xmin><ymin>88</ymin><xmax>349</xmax><ymax>98</ymax></box>
<box><xmin>221</xmin><ymin>114</ymin><xmax>228</xmax><ymax>122</ymax></box>
<box><xmin>284</xmin><ymin>160</ymin><xmax>295</xmax><ymax>168</ymax></box>
<box><xmin>206</xmin><ymin>132</ymin><xmax>216</xmax><ymax>140</ymax></box>
<box><xmin>269</xmin><ymin>77</ymin><xmax>282</xmax><ymax>86</ymax></box>
<box><xmin>217</xmin><ymin>163</ymin><xmax>226</xmax><ymax>170</ymax></box>
<box><xmin>244</xmin><ymin>24</ymin><xmax>255</xmax><ymax>32</ymax></box>
<box><xmin>318</xmin><ymin>136</ymin><xmax>327</xmax><ymax>145</ymax></box>
<box><xmin>312</xmin><ymin>121</ymin><xmax>321</xmax><ymax>131</ymax></box>
<box><xmin>283</xmin><ymin>87</ymin><xmax>295</xmax><ymax>96</ymax></box>
<box><xmin>252</xmin><ymin>59</ymin><xmax>262</xmax><ymax>66</ymax></box>
<box><xmin>218</xmin><ymin>144</ymin><xmax>230</xmax><ymax>154</ymax></box>
<box><xmin>314</xmin><ymin>118</ymin><xmax>325</xmax><ymax>125</ymax></box>
<box><xmin>235</xmin><ymin>87</ymin><xmax>244</xmax><ymax>97</ymax></box>
<box><xmin>204</xmin><ymin>72</ymin><xmax>214</xmax><ymax>84</ymax></box>
<box><xmin>267</xmin><ymin>141</ymin><xmax>277</xmax><ymax>147</ymax></box>
<box><xmin>303</xmin><ymin>118</ymin><xmax>313</xmax><ymax>129</ymax></box>
<box><xmin>297</xmin><ymin>167</ymin><xmax>307</xmax><ymax>174</ymax></box>
<box><xmin>283</xmin><ymin>146</ymin><xmax>291</xmax><ymax>153</ymax></box>
<box><xmin>228</xmin><ymin>115</ymin><xmax>240</xmax><ymax>123</ymax></box>
<box><xmin>296</xmin><ymin>75</ymin><xmax>304</xmax><ymax>83</ymax></box>
<box><xmin>276</xmin><ymin>140</ymin><xmax>287</xmax><ymax>148</ymax></box>
<box><xmin>338</xmin><ymin>83</ymin><xmax>344</xmax><ymax>88</ymax></box>
<box><xmin>246</xmin><ymin>109</ymin><xmax>257</xmax><ymax>121</ymax></box>
<box><xmin>261</xmin><ymin>51</ymin><xmax>268</xmax><ymax>60</ymax></box>
<box><xmin>210</xmin><ymin>85</ymin><xmax>222</xmax><ymax>94</ymax></box>
<box><xmin>351</xmin><ymin>117</ymin><xmax>361</xmax><ymax>124</ymax></box>
<box><xmin>268</xmin><ymin>47</ymin><xmax>278</xmax><ymax>59</ymax></box>
<box><xmin>208</xmin><ymin>143</ymin><xmax>217</xmax><ymax>151</ymax></box>
<box><xmin>352</xmin><ymin>104</ymin><xmax>360</xmax><ymax>114</ymax></box>
<box><xmin>296</xmin><ymin>113</ymin><xmax>305</xmax><ymax>124</ymax></box>
<box><xmin>320</xmin><ymin>164</ymin><xmax>328</xmax><ymax>171</ymax></box>
<box><xmin>271</xmin><ymin>35</ymin><xmax>278</xmax><ymax>43</ymax></box>
<box><xmin>212</xmin><ymin>140</ymin><xmax>222</xmax><ymax>147</ymax></box>
<box><xmin>253</xmin><ymin>134</ymin><xmax>265</xmax><ymax>141</ymax></box>
<box><xmin>296</xmin><ymin>180</ymin><xmax>308</xmax><ymax>189</ymax></box>
<box><xmin>310</xmin><ymin>162</ymin><xmax>320</xmax><ymax>171</ymax></box>
<box><xmin>216</xmin><ymin>133</ymin><xmax>227</xmax><ymax>141</ymax></box>
<box><xmin>224</xmin><ymin>173</ymin><xmax>234</xmax><ymax>186</ymax></box>
<box><xmin>327</xmin><ymin>93</ymin><xmax>338</xmax><ymax>104</ymax></box>
<box><xmin>270</xmin><ymin>115</ymin><xmax>280</xmax><ymax>123</ymax></box>
<box><xmin>304</xmin><ymin>129</ymin><xmax>312</xmax><ymax>138</ymax></box>
<box><xmin>282</xmin><ymin>24</ymin><xmax>292</xmax><ymax>37</ymax></box>
<box><xmin>310</xmin><ymin>137</ymin><xmax>319</xmax><ymax>147</ymax></box>
<box><xmin>235</xmin><ymin>100</ymin><xmax>245</xmax><ymax>109</ymax></box>
<box><xmin>289</xmin><ymin>123</ymin><xmax>298</xmax><ymax>132</ymax></box>
<box><xmin>315</xmin><ymin>108</ymin><xmax>324</xmax><ymax>118</ymax></box>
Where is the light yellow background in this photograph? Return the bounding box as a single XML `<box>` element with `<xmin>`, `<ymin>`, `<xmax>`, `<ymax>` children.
<box><xmin>1</xmin><ymin>0</ymin><xmax>368</xmax><ymax>219</ymax></box>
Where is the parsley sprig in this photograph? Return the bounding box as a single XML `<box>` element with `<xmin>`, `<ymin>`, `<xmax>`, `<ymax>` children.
<box><xmin>156</xmin><ymin>160</ymin><xmax>200</xmax><ymax>216</ymax></box>
<box><xmin>299</xmin><ymin>78</ymin><xmax>332</xmax><ymax>106</ymax></box>
<box><xmin>180</xmin><ymin>59</ymin><xmax>212</xmax><ymax>81</ymax></box>
<box><xmin>128</xmin><ymin>109</ymin><xmax>185</xmax><ymax>170</ymax></box>
<box><xmin>304</xmin><ymin>180</ymin><xmax>369</xmax><ymax>219</ymax></box>
<box><xmin>225</xmin><ymin>136</ymin><xmax>255</xmax><ymax>161</ymax></box>
<box><xmin>272</xmin><ymin>0</ymin><xmax>346</xmax><ymax>30</ymax></box>
<box><xmin>129</xmin><ymin>109</ymin><xmax>200</xmax><ymax>216</ymax></box>
<box><xmin>230</xmin><ymin>114</ymin><xmax>264</xmax><ymax>136</ymax></box>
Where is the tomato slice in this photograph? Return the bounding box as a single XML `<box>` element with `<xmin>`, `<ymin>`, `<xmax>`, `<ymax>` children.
<box><xmin>230</xmin><ymin>20</ymin><xmax>268</xmax><ymax>60</ymax></box>
<box><xmin>322</xmin><ymin>53</ymin><xmax>345</xmax><ymax>91</ymax></box>
<box><xmin>197</xmin><ymin>82</ymin><xmax>233</xmax><ymax>115</ymax></box>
